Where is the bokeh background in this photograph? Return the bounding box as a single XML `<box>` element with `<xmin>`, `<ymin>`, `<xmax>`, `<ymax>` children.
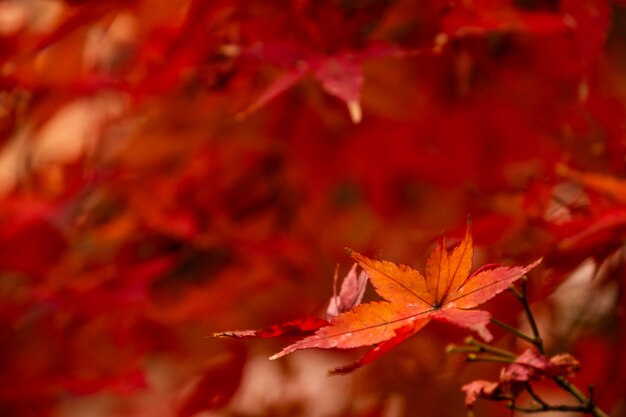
<box><xmin>1</xmin><ymin>1</ymin><xmax>626</xmax><ymax>416</ymax></box>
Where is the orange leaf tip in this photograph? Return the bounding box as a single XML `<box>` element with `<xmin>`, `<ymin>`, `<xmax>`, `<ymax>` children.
<box><xmin>347</xmin><ymin>101</ymin><xmax>362</xmax><ymax>124</ymax></box>
<box><xmin>268</xmin><ymin>352</ymin><xmax>282</xmax><ymax>361</ymax></box>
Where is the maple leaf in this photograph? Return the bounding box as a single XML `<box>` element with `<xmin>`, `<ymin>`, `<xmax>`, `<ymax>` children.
<box><xmin>461</xmin><ymin>380</ymin><xmax>503</xmax><ymax>408</ymax></box>
<box><xmin>326</xmin><ymin>263</ymin><xmax>368</xmax><ymax>319</ymax></box>
<box><xmin>213</xmin><ymin>265</ymin><xmax>367</xmax><ymax>342</ymax></box>
<box><xmin>212</xmin><ymin>317</ymin><xmax>329</xmax><ymax>339</ymax></box>
<box><xmin>501</xmin><ymin>349</ymin><xmax>581</xmax><ymax>383</ymax></box>
<box><xmin>461</xmin><ymin>349</ymin><xmax>581</xmax><ymax>409</ymax></box>
<box><xmin>269</xmin><ymin>222</ymin><xmax>542</xmax><ymax>372</ymax></box>
<box><xmin>238</xmin><ymin>41</ymin><xmax>414</xmax><ymax>123</ymax></box>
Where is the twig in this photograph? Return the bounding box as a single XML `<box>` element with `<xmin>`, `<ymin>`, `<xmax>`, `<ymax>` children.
<box><xmin>445</xmin><ymin>344</ymin><xmax>481</xmax><ymax>355</ymax></box>
<box><xmin>509</xmin><ymin>285</ymin><xmax>524</xmax><ymax>300</ymax></box>
<box><xmin>466</xmin><ymin>353</ymin><xmax>514</xmax><ymax>364</ymax></box>
<box><xmin>464</xmin><ymin>336</ymin><xmax>517</xmax><ymax>359</ymax></box>
<box><xmin>507</xmin><ymin>403</ymin><xmax>594</xmax><ymax>413</ymax></box>
<box><xmin>449</xmin><ymin>275</ymin><xmax>612</xmax><ymax>416</ymax></box>
<box><xmin>525</xmin><ymin>383</ymin><xmax>549</xmax><ymax>408</ymax></box>
<box><xmin>518</xmin><ymin>278</ymin><xmax>545</xmax><ymax>354</ymax></box>
<box><xmin>515</xmin><ymin>281</ymin><xmax>609</xmax><ymax>416</ymax></box>
<box><xmin>491</xmin><ymin>317</ymin><xmax>538</xmax><ymax>346</ymax></box>
<box><xmin>553</xmin><ymin>378</ymin><xmax>610</xmax><ymax>417</ymax></box>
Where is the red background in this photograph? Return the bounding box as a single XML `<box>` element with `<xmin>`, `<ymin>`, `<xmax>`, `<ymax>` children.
<box><xmin>1</xmin><ymin>1</ymin><xmax>626</xmax><ymax>416</ymax></box>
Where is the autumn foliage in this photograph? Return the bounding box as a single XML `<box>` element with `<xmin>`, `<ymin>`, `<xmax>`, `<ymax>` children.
<box><xmin>2</xmin><ymin>0</ymin><xmax>626</xmax><ymax>416</ymax></box>
<box><xmin>247</xmin><ymin>225</ymin><xmax>542</xmax><ymax>374</ymax></box>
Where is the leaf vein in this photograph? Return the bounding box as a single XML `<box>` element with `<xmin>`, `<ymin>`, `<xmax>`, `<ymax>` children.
<box><xmin>313</xmin><ymin>307</ymin><xmax>436</xmax><ymax>341</ymax></box>
<box><xmin>358</xmin><ymin>257</ymin><xmax>432</xmax><ymax>306</ymax></box>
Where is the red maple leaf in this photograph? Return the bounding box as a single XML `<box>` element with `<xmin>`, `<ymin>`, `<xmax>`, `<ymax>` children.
<box><xmin>238</xmin><ymin>41</ymin><xmax>416</xmax><ymax>123</ymax></box>
<box><xmin>326</xmin><ymin>263</ymin><xmax>368</xmax><ymax>319</ymax></box>
<box><xmin>269</xmin><ymin>222</ymin><xmax>541</xmax><ymax>373</ymax></box>
<box><xmin>461</xmin><ymin>348</ymin><xmax>580</xmax><ymax>409</ymax></box>
<box><xmin>501</xmin><ymin>349</ymin><xmax>580</xmax><ymax>383</ymax></box>
<box><xmin>212</xmin><ymin>317</ymin><xmax>329</xmax><ymax>339</ymax></box>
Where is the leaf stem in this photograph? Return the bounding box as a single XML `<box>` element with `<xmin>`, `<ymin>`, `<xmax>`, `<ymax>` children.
<box><xmin>490</xmin><ymin>317</ymin><xmax>537</xmax><ymax>346</ymax></box>
<box><xmin>466</xmin><ymin>353</ymin><xmax>514</xmax><ymax>364</ymax></box>
<box><xmin>516</xmin><ymin>280</ymin><xmax>610</xmax><ymax>416</ymax></box>
<box><xmin>445</xmin><ymin>344</ymin><xmax>481</xmax><ymax>355</ymax></box>
<box><xmin>509</xmin><ymin>285</ymin><xmax>524</xmax><ymax>300</ymax></box>
<box><xmin>464</xmin><ymin>336</ymin><xmax>517</xmax><ymax>359</ymax></box>
<box><xmin>452</xmin><ymin>275</ymin><xmax>612</xmax><ymax>416</ymax></box>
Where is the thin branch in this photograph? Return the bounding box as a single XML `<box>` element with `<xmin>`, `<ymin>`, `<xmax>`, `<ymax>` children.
<box><xmin>491</xmin><ymin>317</ymin><xmax>538</xmax><ymax>346</ymax></box>
<box><xmin>518</xmin><ymin>277</ymin><xmax>544</xmax><ymax>354</ymax></box>
<box><xmin>517</xmin><ymin>280</ymin><xmax>609</xmax><ymax>416</ymax></box>
<box><xmin>507</xmin><ymin>403</ymin><xmax>592</xmax><ymax>413</ymax></box>
<box><xmin>525</xmin><ymin>383</ymin><xmax>549</xmax><ymax>408</ymax></box>
<box><xmin>589</xmin><ymin>385</ymin><xmax>597</xmax><ymax>410</ymax></box>
<box><xmin>508</xmin><ymin>285</ymin><xmax>524</xmax><ymax>300</ymax></box>
<box><xmin>453</xmin><ymin>277</ymin><xmax>612</xmax><ymax>417</ymax></box>
<box><xmin>466</xmin><ymin>353</ymin><xmax>514</xmax><ymax>364</ymax></box>
<box><xmin>553</xmin><ymin>377</ymin><xmax>610</xmax><ymax>417</ymax></box>
<box><xmin>464</xmin><ymin>336</ymin><xmax>517</xmax><ymax>359</ymax></box>
<box><xmin>445</xmin><ymin>344</ymin><xmax>480</xmax><ymax>355</ymax></box>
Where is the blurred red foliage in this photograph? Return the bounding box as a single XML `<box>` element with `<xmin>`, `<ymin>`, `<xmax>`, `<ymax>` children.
<box><xmin>1</xmin><ymin>0</ymin><xmax>626</xmax><ymax>416</ymax></box>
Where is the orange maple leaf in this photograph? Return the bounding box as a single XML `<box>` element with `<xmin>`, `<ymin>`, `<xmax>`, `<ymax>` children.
<box><xmin>270</xmin><ymin>223</ymin><xmax>541</xmax><ymax>373</ymax></box>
